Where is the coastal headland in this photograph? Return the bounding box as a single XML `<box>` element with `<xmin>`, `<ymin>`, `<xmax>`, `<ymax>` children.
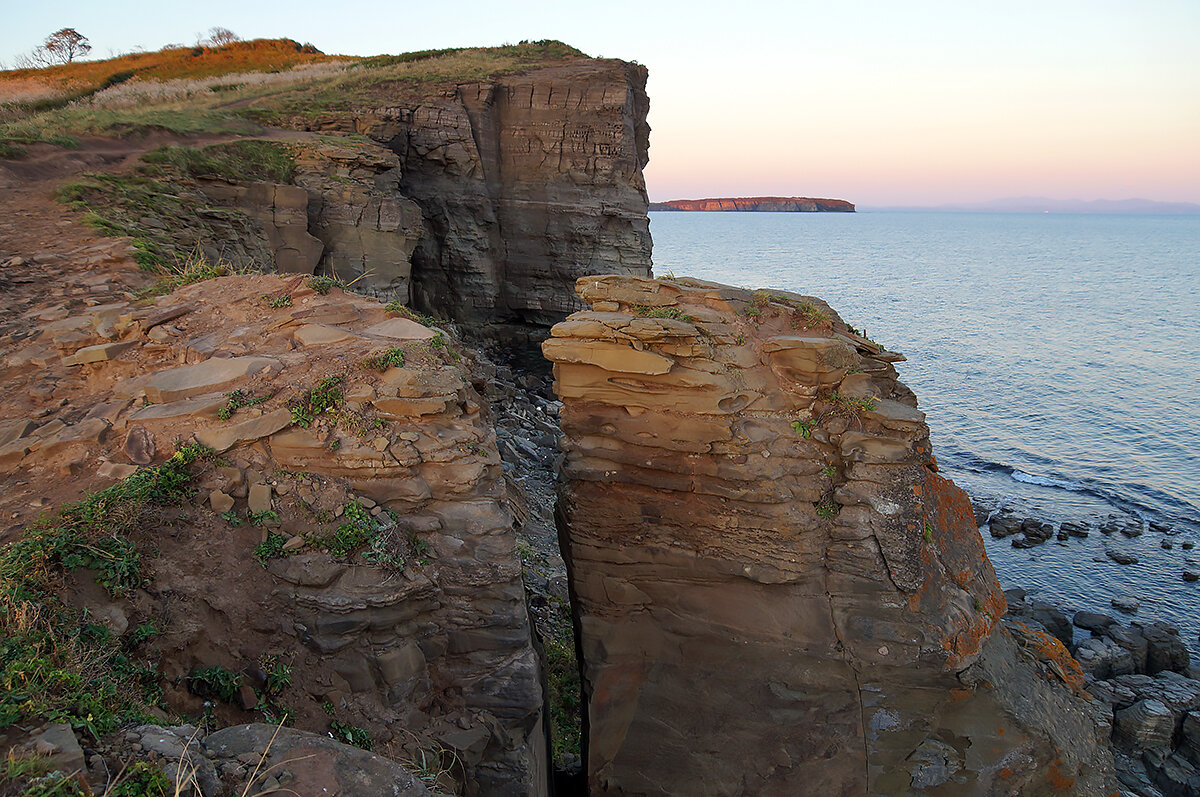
<box><xmin>0</xmin><ymin>36</ymin><xmax>1193</xmax><ymax>797</ymax></box>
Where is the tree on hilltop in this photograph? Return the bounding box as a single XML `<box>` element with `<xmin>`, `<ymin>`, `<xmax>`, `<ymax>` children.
<box><xmin>43</xmin><ymin>28</ymin><xmax>92</xmax><ymax>63</ymax></box>
<box><xmin>16</xmin><ymin>28</ymin><xmax>92</xmax><ymax>67</ymax></box>
<box><xmin>205</xmin><ymin>27</ymin><xmax>241</xmax><ymax>47</ymax></box>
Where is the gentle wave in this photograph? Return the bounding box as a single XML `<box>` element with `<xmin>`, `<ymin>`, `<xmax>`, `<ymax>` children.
<box><xmin>1010</xmin><ymin>470</ymin><xmax>1085</xmax><ymax>491</ymax></box>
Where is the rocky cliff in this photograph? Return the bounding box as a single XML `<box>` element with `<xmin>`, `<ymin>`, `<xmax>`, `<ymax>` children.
<box><xmin>297</xmin><ymin>58</ymin><xmax>654</xmax><ymax>326</ymax></box>
<box><xmin>544</xmin><ymin>275</ymin><xmax>1114</xmax><ymax>795</ymax></box>
<box><xmin>649</xmin><ymin>196</ymin><xmax>855</xmax><ymax>212</ymax></box>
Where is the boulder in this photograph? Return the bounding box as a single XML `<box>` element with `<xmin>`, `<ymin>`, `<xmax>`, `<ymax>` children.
<box><xmin>203</xmin><ymin>724</ymin><xmax>435</xmax><ymax>796</ymax></box>
<box><xmin>1115</xmin><ymin>699</ymin><xmax>1175</xmax><ymax>750</ymax></box>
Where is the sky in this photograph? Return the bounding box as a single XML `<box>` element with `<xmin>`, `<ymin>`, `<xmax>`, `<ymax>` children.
<box><xmin>3</xmin><ymin>0</ymin><xmax>1198</xmax><ymax>206</ymax></box>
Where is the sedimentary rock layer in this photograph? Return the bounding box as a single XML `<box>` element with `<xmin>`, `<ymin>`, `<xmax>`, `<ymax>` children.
<box><xmin>350</xmin><ymin>60</ymin><xmax>653</xmax><ymax>325</ymax></box>
<box><xmin>649</xmin><ymin>196</ymin><xmax>855</xmax><ymax>212</ymax></box>
<box><xmin>545</xmin><ymin>275</ymin><xmax>1113</xmax><ymax>795</ymax></box>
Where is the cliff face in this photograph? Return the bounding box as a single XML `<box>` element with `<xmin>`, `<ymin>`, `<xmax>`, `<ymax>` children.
<box><xmin>346</xmin><ymin>60</ymin><xmax>653</xmax><ymax>325</ymax></box>
<box><xmin>649</xmin><ymin>196</ymin><xmax>855</xmax><ymax>212</ymax></box>
<box><xmin>544</xmin><ymin>276</ymin><xmax>1114</xmax><ymax>795</ymax></box>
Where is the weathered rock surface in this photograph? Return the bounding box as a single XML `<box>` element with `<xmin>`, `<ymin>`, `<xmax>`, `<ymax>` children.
<box><xmin>545</xmin><ymin>275</ymin><xmax>1115</xmax><ymax>795</ymax></box>
<box><xmin>351</xmin><ymin>60</ymin><xmax>653</xmax><ymax>325</ymax></box>
<box><xmin>0</xmin><ymin>274</ymin><xmax>545</xmax><ymax>796</ymax></box>
<box><xmin>649</xmin><ymin>195</ymin><xmax>855</xmax><ymax>212</ymax></box>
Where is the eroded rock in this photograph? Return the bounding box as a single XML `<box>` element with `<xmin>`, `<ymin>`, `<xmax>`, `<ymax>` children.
<box><xmin>545</xmin><ymin>275</ymin><xmax>1116</xmax><ymax>795</ymax></box>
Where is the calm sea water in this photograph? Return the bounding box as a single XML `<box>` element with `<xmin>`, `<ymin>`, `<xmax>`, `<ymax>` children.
<box><xmin>650</xmin><ymin>210</ymin><xmax>1200</xmax><ymax>644</ymax></box>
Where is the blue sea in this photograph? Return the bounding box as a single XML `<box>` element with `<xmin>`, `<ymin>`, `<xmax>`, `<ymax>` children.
<box><xmin>650</xmin><ymin>210</ymin><xmax>1200</xmax><ymax>647</ymax></box>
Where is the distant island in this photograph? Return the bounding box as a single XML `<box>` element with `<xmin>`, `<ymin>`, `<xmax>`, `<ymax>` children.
<box><xmin>649</xmin><ymin>196</ymin><xmax>855</xmax><ymax>212</ymax></box>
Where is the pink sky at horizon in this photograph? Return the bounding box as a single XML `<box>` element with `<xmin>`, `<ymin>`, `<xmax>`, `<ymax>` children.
<box><xmin>4</xmin><ymin>1</ymin><xmax>1197</xmax><ymax>207</ymax></box>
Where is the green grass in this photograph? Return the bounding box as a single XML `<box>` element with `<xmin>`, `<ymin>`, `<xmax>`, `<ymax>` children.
<box><xmin>54</xmin><ymin>161</ymin><xmax>267</xmax><ymax>276</ymax></box>
<box><xmin>141</xmin><ymin>139</ymin><xmax>295</xmax><ymax>183</ymax></box>
<box><xmin>217</xmin><ymin>388</ymin><xmax>269</xmax><ymax>421</ymax></box>
<box><xmin>0</xmin><ymin>443</ymin><xmax>211</xmax><ymax>739</ymax></box>
<box><xmin>544</xmin><ymin>634</ymin><xmax>581</xmax><ymax>764</ymax></box>
<box><xmin>1</xmin><ymin>754</ymin><xmax>90</xmax><ymax>796</ymax></box>
<box><xmin>0</xmin><ymin>141</ymin><xmax>26</xmax><ymax>159</ymax></box>
<box><xmin>384</xmin><ymin>300</ymin><xmax>442</xmax><ymax>327</ymax></box>
<box><xmin>633</xmin><ymin>305</ymin><xmax>694</xmax><ymax>323</ymax></box>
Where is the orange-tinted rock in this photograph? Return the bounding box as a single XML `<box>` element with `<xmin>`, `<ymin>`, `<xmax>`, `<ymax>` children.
<box><xmin>546</xmin><ymin>275</ymin><xmax>1114</xmax><ymax>795</ymax></box>
<box><xmin>649</xmin><ymin>196</ymin><xmax>855</xmax><ymax>212</ymax></box>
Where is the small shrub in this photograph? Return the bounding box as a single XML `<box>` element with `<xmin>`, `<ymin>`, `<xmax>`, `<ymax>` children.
<box><xmin>289</xmin><ymin>377</ymin><xmax>342</xmax><ymax>428</ymax></box>
<box><xmin>329</xmin><ymin>719</ymin><xmax>372</xmax><ymax>750</ymax></box>
<box><xmin>253</xmin><ymin>532</ymin><xmax>288</xmax><ymax>566</ymax></box>
<box><xmin>796</xmin><ymin>301</ymin><xmax>831</xmax><ymax>326</ymax></box>
<box><xmin>187</xmin><ymin>665</ymin><xmax>241</xmax><ymax>703</ymax></box>
<box><xmin>248</xmin><ymin>510</ymin><xmax>279</xmax><ymax>527</ymax></box>
<box><xmin>815</xmin><ymin>496</ymin><xmax>840</xmax><ymax>520</ymax></box>
<box><xmin>822</xmin><ymin>465</ymin><xmax>837</xmax><ymax>479</ymax></box>
<box><xmin>361</xmin><ymin>348</ymin><xmax>405</xmax><ymax>372</ymax></box>
<box><xmin>262</xmin><ymin>294</ymin><xmax>292</xmax><ymax>308</ymax></box>
<box><xmin>822</xmin><ymin>390</ymin><xmax>877</xmax><ymax>417</ymax></box>
<box><xmin>924</xmin><ymin>521</ymin><xmax>934</xmax><ymax>543</ymax></box>
<box><xmin>791</xmin><ymin>419</ymin><xmax>816</xmax><ymax>439</ymax></box>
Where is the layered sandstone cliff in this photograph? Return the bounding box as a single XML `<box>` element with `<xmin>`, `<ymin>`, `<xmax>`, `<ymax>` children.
<box><xmin>544</xmin><ymin>275</ymin><xmax>1114</xmax><ymax>795</ymax></box>
<box><xmin>649</xmin><ymin>196</ymin><xmax>855</xmax><ymax>212</ymax></box>
<box><xmin>340</xmin><ymin>59</ymin><xmax>654</xmax><ymax>326</ymax></box>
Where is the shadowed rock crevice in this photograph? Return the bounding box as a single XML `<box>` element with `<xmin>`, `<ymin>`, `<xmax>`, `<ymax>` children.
<box><xmin>544</xmin><ymin>275</ymin><xmax>1117</xmax><ymax>795</ymax></box>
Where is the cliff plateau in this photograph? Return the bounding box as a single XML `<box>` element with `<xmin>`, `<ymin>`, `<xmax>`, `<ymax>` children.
<box><xmin>545</xmin><ymin>276</ymin><xmax>1115</xmax><ymax>795</ymax></box>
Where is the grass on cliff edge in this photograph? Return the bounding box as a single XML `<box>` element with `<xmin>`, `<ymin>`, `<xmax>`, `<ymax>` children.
<box><xmin>1</xmin><ymin>39</ymin><xmax>588</xmax><ymax>146</ymax></box>
<box><xmin>0</xmin><ymin>443</ymin><xmax>212</xmax><ymax>739</ymax></box>
<box><xmin>54</xmin><ymin>139</ymin><xmax>295</xmax><ymax>274</ymax></box>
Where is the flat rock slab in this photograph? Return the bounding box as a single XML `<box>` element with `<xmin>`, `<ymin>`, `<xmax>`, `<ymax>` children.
<box><xmin>542</xmin><ymin>338</ymin><xmax>673</xmax><ymax>375</ymax></box>
<box><xmin>130</xmin><ymin>393</ymin><xmax>228</xmax><ymax>421</ymax></box>
<box><xmin>195</xmin><ymin>408</ymin><xmax>294</xmax><ymax>453</ymax></box>
<box><xmin>360</xmin><ymin>317</ymin><xmax>436</xmax><ymax>341</ymax></box>
<box><xmin>139</xmin><ymin>357</ymin><xmax>282</xmax><ymax>403</ymax></box>
<box><xmin>61</xmin><ymin>340</ymin><xmax>138</xmax><ymax>366</ymax></box>
<box><xmin>295</xmin><ymin>324</ymin><xmax>356</xmax><ymax>346</ymax></box>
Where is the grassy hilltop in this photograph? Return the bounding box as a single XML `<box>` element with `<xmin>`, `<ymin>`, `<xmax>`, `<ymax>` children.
<box><xmin>0</xmin><ymin>37</ymin><xmax>587</xmax><ymax>154</ymax></box>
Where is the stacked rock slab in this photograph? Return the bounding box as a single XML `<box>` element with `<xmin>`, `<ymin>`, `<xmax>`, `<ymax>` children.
<box><xmin>544</xmin><ymin>276</ymin><xmax>1115</xmax><ymax>795</ymax></box>
<box><xmin>354</xmin><ymin>59</ymin><xmax>653</xmax><ymax>326</ymax></box>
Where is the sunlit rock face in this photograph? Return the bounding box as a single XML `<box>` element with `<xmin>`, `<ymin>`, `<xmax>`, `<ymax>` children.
<box><xmin>545</xmin><ymin>275</ymin><xmax>1115</xmax><ymax>796</ymax></box>
<box><xmin>357</xmin><ymin>60</ymin><xmax>653</xmax><ymax>326</ymax></box>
